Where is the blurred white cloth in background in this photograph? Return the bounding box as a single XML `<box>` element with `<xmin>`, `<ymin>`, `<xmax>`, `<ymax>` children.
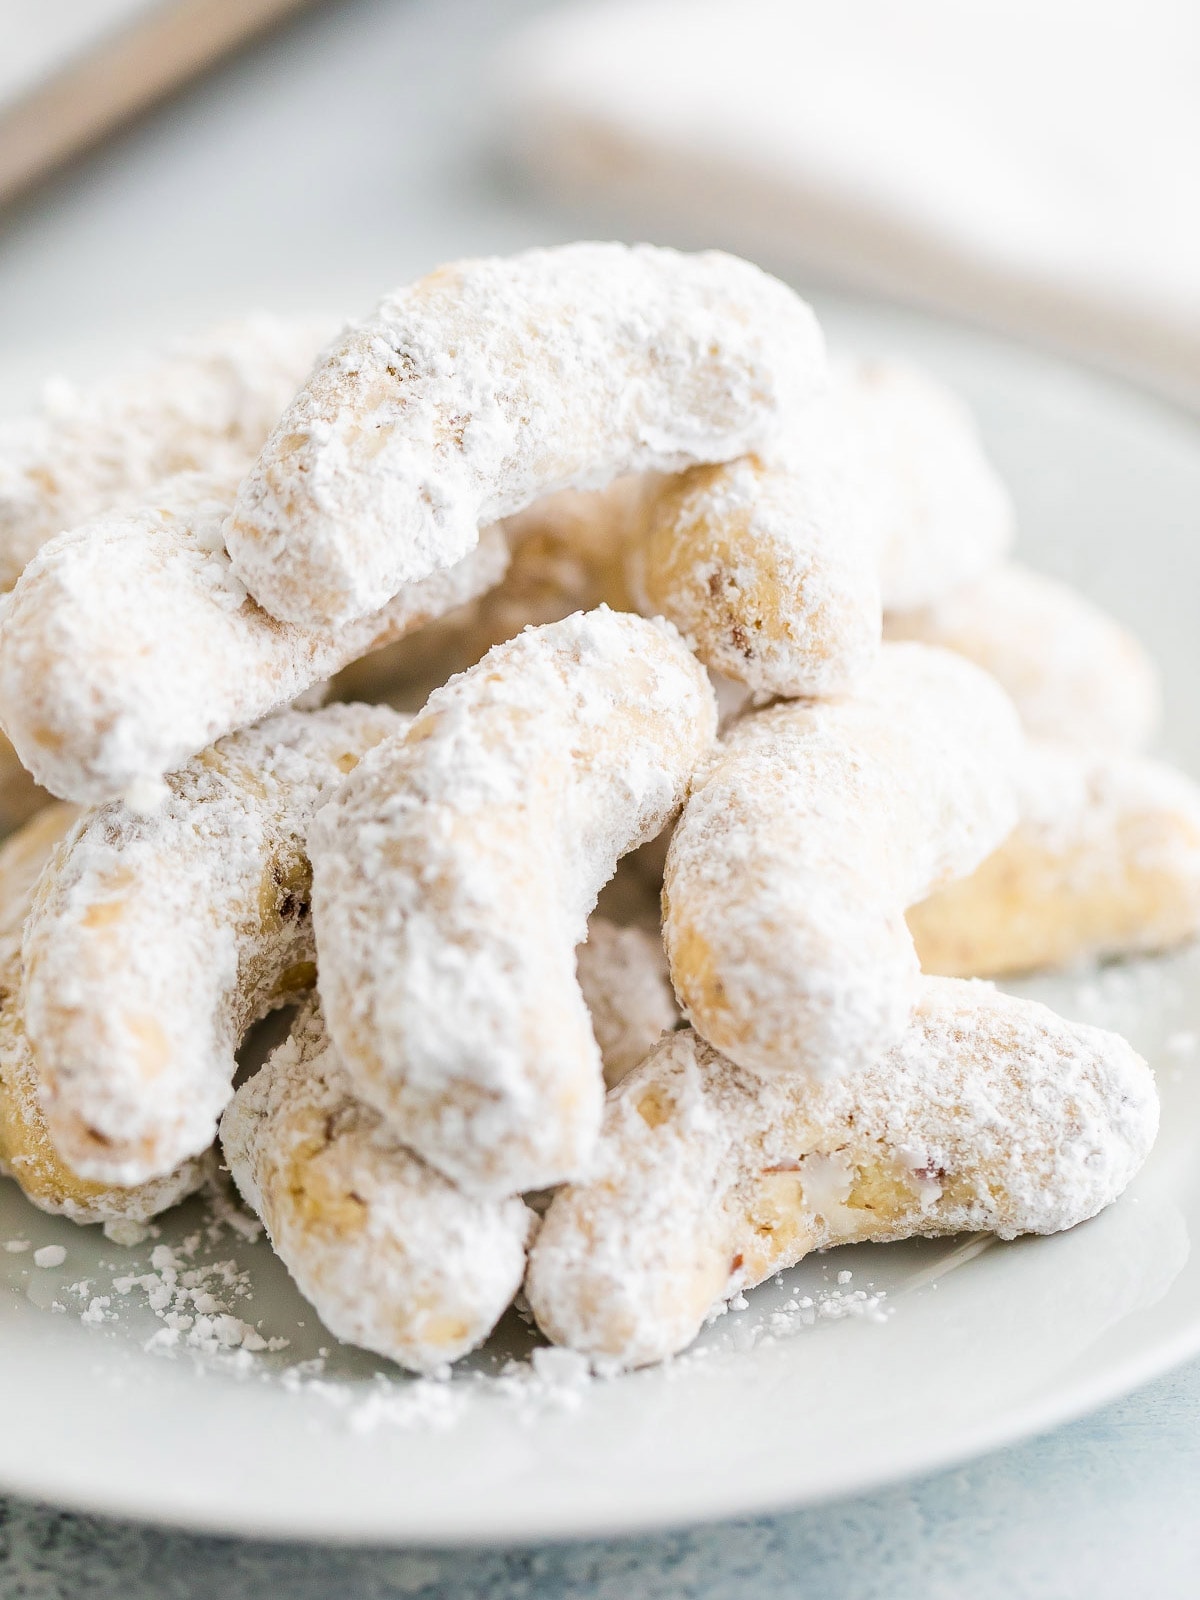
<box><xmin>498</xmin><ymin>0</ymin><xmax>1200</xmax><ymax>409</ymax></box>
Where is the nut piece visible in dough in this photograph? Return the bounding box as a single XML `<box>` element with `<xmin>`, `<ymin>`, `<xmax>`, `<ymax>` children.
<box><xmin>311</xmin><ymin>608</ymin><xmax>718</xmax><ymax>1198</ymax></box>
<box><xmin>221</xmin><ymin>1000</ymin><xmax>534</xmax><ymax>1373</ymax></box>
<box><xmin>24</xmin><ymin>703</ymin><xmax>406</xmax><ymax>1187</ymax></box>
<box><xmin>0</xmin><ymin>314</ymin><xmax>339</xmax><ymax>590</ymax></box>
<box><xmin>224</xmin><ymin>244</ymin><xmax>825</xmax><ymax>627</ymax></box>
<box><xmin>884</xmin><ymin>563</ymin><xmax>1161</xmax><ymax>752</ymax></box>
<box><xmin>909</xmin><ymin>745</ymin><xmax>1200</xmax><ymax>977</ymax></box>
<box><xmin>526</xmin><ymin>980</ymin><xmax>1158</xmax><ymax>1367</ymax></box>
<box><xmin>0</xmin><ymin>471</ymin><xmax>507</xmax><ymax>805</ymax></box>
<box><xmin>577</xmin><ymin>917</ymin><xmax>679</xmax><ymax>1089</ymax></box>
<box><xmin>663</xmin><ymin>642</ymin><xmax>1023</xmax><ymax>1079</ymax></box>
<box><xmin>0</xmin><ymin>805</ymin><xmax>210</xmax><ymax>1223</ymax></box>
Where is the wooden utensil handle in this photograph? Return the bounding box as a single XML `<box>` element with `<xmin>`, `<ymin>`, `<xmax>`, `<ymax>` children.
<box><xmin>0</xmin><ymin>0</ymin><xmax>316</xmax><ymax>205</ymax></box>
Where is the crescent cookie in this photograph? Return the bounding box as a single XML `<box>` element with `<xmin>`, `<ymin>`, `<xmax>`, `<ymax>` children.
<box><xmin>0</xmin><ymin>805</ymin><xmax>211</xmax><ymax>1223</ymax></box>
<box><xmin>909</xmin><ymin>744</ymin><xmax>1200</xmax><ymax>976</ymax></box>
<box><xmin>223</xmin><ymin>244</ymin><xmax>825</xmax><ymax>626</ymax></box>
<box><xmin>526</xmin><ymin>980</ymin><xmax>1158</xmax><ymax>1367</ymax></box>
<box><xmin>23</xmin><ymin>702</ymin><xmax>406</xmax><ymax>1187</ymax></box>
<box><xmin>310</xmin><ymin>607</ymin><xmax>718</xmax><ymax>1198</ymax></box>
<box><xmin>0</xmin><ymin>471</ymin><xmax>507</xmax><ymax>805</ymax></box>
<box><xmin>0</xmin><ymin>314</ymin><xmax>338</xmax><ymax>590</ymax></box>
<box><xmin>663</xmin><ymin>642</ymin><xmax>1023</xmax><ymax>1080</ymax></box>
<box><xmin>884</xmin><ymin>563</ymin><xmax>1161</xmax><ymax>752</ymax></box>
<box><xmin>221</xmin><ymin>1000</ymin><xmax>534</xmax><ymax>1373</ymax></box>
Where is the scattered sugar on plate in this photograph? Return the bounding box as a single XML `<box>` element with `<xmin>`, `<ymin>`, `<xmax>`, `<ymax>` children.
<box><xmin>33</xmin><ymin>1245</ymin><xmax>66</xmax><ymax>1268</ymax></box>
<box><xmin>346</xmin><ymin>1379</ymin><xmax>468</xmax><ymax>1435</ymax></box>
<box><xmin>69</xmin><ymin>1199</ymin><xmax>291</xmax><ymax>1360</ymax></box>
<box><xmin>53</xmin><ymin>1177</ymin><xmax>895</xmax><ymax>1432</ymax></box>
<box><xmin>103</xmin><ymin>1219</ymin><xmax>150</xmax><ymax>1247</ymax></box>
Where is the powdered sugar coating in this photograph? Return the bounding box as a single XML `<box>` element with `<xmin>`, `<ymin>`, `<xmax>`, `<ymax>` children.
<box><xmin>338</xmin><ymin>353</ymin><xmax>1002</xmax><ymax>705</ymax></box>
<box><xmin>0</xmin><ymin>471</ymin><xmax>508</xmax><ymax>804</ymax></box>
<box><xmin>910</xmin><ymin>742</ymin><xmax>1200</xmax><ymax>976</ymax></box>
<box><xmin>0</xmin><ymin>804</ymin><xmax>210</xmax><ymax>1223</ymax></box>
<box><xmin>527</xmin><ymin>979</ymin><xmax>1158</xmax><ymax>1366</ymax></box>
<box><xmin>224</xmin><ymin>244</ymin><xmax>825</xmax><ymax>626</ymax></box>
<box><xmin>831</xmin><ymin>356</ymin><xmax>1015</xmax><ymax>611</ymax></box>
<box><xmin>364</xmin><ymin>352</ymin><xmax>1009</xmax><ymax>703</ymax></box>
<box><xmin>311</xmin><ymin>607</ymin><xmax>718</xmax><ymax>1198</ymax></box>
<box><xmin>334</xmin><ymin>476</ymin><xmax>646</xmax><ymax>708</ymax></box>
<box><xmin>664</xmin><ymin>642</ymin><xmax>1023</xmax><ymax>1079</ymax></box>
<box><xmin>0</xmin><ymin>314</ymin><xmax>339</xmax><ymax>591</ymax></box>
<box><xmin>576</xmin><ymin>916</ymin><xmax>679</xmax><ymax>1088</ymax></box>
<box><xmin>221</xmin><ymin>1000</ymin><xmax>533</xmax><ymax>1373</ymax></box>
<box><xmin>885</xmin><ymin>562</ymin><xmax>1161</xmax><ymax>751</ymax></box>
<box><xmin>24</xmin><ymin>703</ymin><xmax>406</xmax><ymax>1186</ymax></box>
<box><xmin>626</xmin><ymin>428</ymin><xmax>880</xmax><ymax>697</ymax></box>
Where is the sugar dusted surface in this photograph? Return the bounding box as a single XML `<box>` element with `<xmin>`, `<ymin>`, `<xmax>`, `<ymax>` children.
<box><xmin>221</xmin><ymin>999</ymin><xmax>533</xmax><ymax>1373</ymax></box>
<box><xmin>885</xmin><ymin>562</ymin><xmax>1162</xmax><ymax>752</ymax></box>
<box><xmin>664</xmin><ymin>641</ymin><xmax>1024</xmax><ymax>1079</ymax></box>
<box><xmin>576</xmin><ymin>915</ymin><xmax>679</xmax><ymax>1089</ymax></box>
<box><xmin>0</xmin><ymin>472</ymin><xmax>508</xmax><ymax>804</ymax></box>
<box><xmin>0</xmin><ymin>314</ymin><xmax>340</xmax><ymax>590</ymax></box>
<box><xmin>628</xmin><ymin>417</ymin><xmax>881</xmax><ymax>698</ymax></box>
<box><xmin>224</xmin><ymin>244</ymin><xmax>826</xmax><ymax>626</ymax></box>
<box><xmin>911</xmin><ymin>743</ymin><xmax>1200</xmax><ymax>976</ymax></box>
<box><xmin>0</xmin><ymin>244</ymin><xmax>1182</xmax><ymax>1485</ymax></box>
<box><xmin>527</xmin><ymin>979</ymin><xmax>1159</xmax><ymax>1366</ymax></box>
<box><xmin>331</xmin><ymin>475</ymin><xmax>648</xmax><ymax>710</ymax></box>
<box><xmin>23</xmin><ymin>702</ymin><xmax>405</xmax><ymax>1187</ymax></box>
<box><xmin>832</xmin><ymin>355</ymin><xmax>1015</xmax><ymax>611</ymax></box>
<box><xmin>311</xmin><ymin>607</ymin><xmax>717</xmax><ymax>1197</ymax></box>
<box><xmin>0</xmin><ymin>804</ymin><xmax>210</xmax><ymax>1223</ymax></box>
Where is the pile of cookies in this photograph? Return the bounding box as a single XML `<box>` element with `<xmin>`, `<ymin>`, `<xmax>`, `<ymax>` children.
<box><xmin>0</xmin><ymin>243</ymin><xmax>1192</xmax><ymax>1371</ymax></box>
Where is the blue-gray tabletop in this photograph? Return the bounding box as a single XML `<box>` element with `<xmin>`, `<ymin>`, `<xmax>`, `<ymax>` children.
<box><xmin>1</xmin><ymin>0</ymin><xmax>1198</xmax><ymax>1593</ymax></box>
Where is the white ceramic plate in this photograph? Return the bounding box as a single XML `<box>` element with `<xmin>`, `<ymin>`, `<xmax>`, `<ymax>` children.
<box><xmin>1</xmin><ymin>299</ymin><xmax>1198</xmax><ymax>1545</ymax></box>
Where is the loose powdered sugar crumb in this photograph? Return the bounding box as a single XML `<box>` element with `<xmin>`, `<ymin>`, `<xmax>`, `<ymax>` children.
<box><xmin>103</xmin><ymin>1219</ymin><xmax>151</xmax><ymax>1247</ymax></box>
<box><xmin>81</xmin><ymin>1208</ymin><xmax>291</xmax><ymax>1360</ymax></box>
<box><xmin>71</xmin><ymin>1184</ymin><xmax>898</xmax><ymax>1432</ymax></box>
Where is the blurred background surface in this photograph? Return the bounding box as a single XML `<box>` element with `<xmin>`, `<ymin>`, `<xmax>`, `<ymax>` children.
<box><xmin>0</xmin><ymin>0</ymin><xmax>1196</xmax><ymax>407</ymax></box>
<box><xmin>500</xmin><ymin>0</ymin><xmax>1200</xmax><ymax>410</ymax></box>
